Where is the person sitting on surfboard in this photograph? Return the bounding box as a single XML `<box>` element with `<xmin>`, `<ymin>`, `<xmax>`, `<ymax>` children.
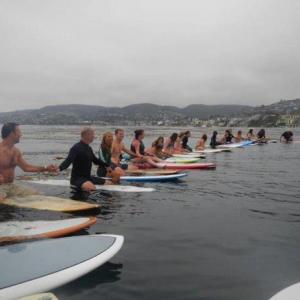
<box><xmin>181</xmin><ymin>131</ymin><xmax>193</xmax><ymax>152</ymax></box>
<box><xmin>163</xmin><ymin>133</ymin><xmax>178</xmax><ymax>155</ymax></box>
<box><xmin>0</xmin><ymin>123</ymin><xmax>57</xmax><ymax>185</ymax></box>
<box><xmin>96</xmin><ymin>132</ymin><xmax>125</xmax><ymax>179</ymax></box>
<box><xmin>172</xmin><ymin>132</ymin><xmax>189</xmax><ymax>154</ymax></box>
<box><xmin>130</xmin><ymin>130</ymin><xmax>163</xmax><ymax>169</ymax></box>
<box><xmin>195</xmin><ymin>134</ymin><xmax>207</xmax><ymax>151</ymax></box>
<box><xmin>221</xmin><ymin>129</ymin><xmax>234</xmax><ymax>144</ymax></box>
<box><xmin>246</xmin><ymin>129</ymin><xmax>255</xmax><ymax>140</ymax></box>
<box><xmin>111</xmin><ymin>128</ymin><xmax>140</xmax><ymax>168</ymax></box>
<box><xmin>146</xmin><ymin>136</ymin><xmax>171</xmax><ymax>159</ymax></box>
<box><xmin>256</xmin><ymin>128</ymin><xmax>267</xmax><ymax>143</ymax></box>
<box><xmin>280</xmin><ymin>131</ymin><xmax>293</xmax><ymax>143</ymax></box>
<box><xmin>234</xmin><ymin>130</ymin><xmax>245</xmax><ymax>143</ymax></box>
<box><xmin>210</xmin><ymin>131</ymin><xmax>222</xmax><ymax>149</ymax></box>
<box><xmin>59</xmin><ymin>127</ymin><xmax>112</xmax><ymax>192</ymax></box>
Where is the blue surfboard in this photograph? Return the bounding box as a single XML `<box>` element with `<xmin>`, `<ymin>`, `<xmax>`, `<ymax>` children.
<box><xmin>102</xmin><ymin>173</ymin><xmax>187</xmax><ymax>182</ymax></box>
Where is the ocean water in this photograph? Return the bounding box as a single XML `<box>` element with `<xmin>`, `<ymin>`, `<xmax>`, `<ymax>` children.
<box><xmin>1</xmin><ymin>125</ymin><xmax>300</xmax><ymax>300</ymax></box>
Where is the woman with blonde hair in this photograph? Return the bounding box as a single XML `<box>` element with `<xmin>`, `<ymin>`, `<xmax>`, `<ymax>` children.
<box><xmin>97</xmin><ymin>132</ymin><xmax>124</xmax><ymax>182</ymax></box>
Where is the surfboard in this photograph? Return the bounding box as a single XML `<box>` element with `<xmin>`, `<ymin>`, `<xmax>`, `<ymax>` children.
<box><xmin>0</xmin><ymin>195</ymin><xmax>100</xmax><ymax>212</ymax></box>
<box><xmin>102</xmin><ymin>173</ymin><xmax>187</xmax><ymax>182</ymax></box>
<box><xmin>193</xmin><ymin>149</ymin><xmax>230</xmax><ymax>153</ymax></box>
<box><xmin>0</xmin><ymin>234</ymin><xmax>124</xmax><ymax>300</ymax></box>
<box><xmin>165</xmin><ymin>157</ymin><xmax>200</xmax><ymax>163</ymax></box>
<box><xmin>0</xmin><ymin>217</ymin><xmax>97</xmax><ymax>243</ymax></box>
<box><xmin>27</xmin><ymin>179</ymin><xmax>155</xmax><ymax>193</ymax></box>
<box><xmin>19</xmin><ymin>293</ymin><xmax>58</xmax><ymax>300</ymax></box>
<box><xmin>218</xmin><ymin>141</ymin><xmax>253</xmax><ymax>149</ymax></box>
<box><xmin>126</xmin><ymin>169</ymin><xmax>179</xmax><ymax>175</ymax></box>
<box><xmin>157</xmin><ymin>162</ymin><xmax>216</xmax><ymax>170</ymax></box>
<box><xmin>171</xmin><ymin>154</ymin><xmax>206</xmax><ymax>158</ymax></box>
<box><xmin>269</xmin><ymin>282</ymin><xmax>300</xmax><ymax>300</ymax></box>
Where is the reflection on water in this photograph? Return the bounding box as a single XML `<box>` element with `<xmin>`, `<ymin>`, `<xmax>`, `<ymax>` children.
<box><xmin>0</xmin><ymin>126</ymin><xmax>300</xmax><ymax>300</ymax></box>
<box><xmin>53</xmin><ymin>262</ymin><xmax>123</xmax><ymax>298</ymax></box>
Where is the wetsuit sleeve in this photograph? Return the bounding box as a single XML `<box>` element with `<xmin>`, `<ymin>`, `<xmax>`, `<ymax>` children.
<box><xmin>92</xmin><ymin>151</ymin><xmax>109</xmax><ymax>167</ymax></box>
<box><xmin>59</xmin><ymin>146</ymin><xmax>77</xmax><ymax>171</ymax></box>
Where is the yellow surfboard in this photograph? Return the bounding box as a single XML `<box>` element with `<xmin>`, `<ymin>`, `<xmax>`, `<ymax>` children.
<box><xmin>1</xmin><ymin>195</ymin><xmax>100</xmax><ymax>212</ymax></box>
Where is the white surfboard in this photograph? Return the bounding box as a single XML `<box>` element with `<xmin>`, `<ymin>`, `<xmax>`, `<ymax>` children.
<box><xmin>0</xmin><ymin>234</ymin><xmax>124</xmax><ymax>300</ymax></box>
<box><xmin>25</xmin><ymin>179</ymin><xmax>155</xmax><ymax>193</ymax></box>
<box><xmin>165</xmin><ymin>157</ymin><xmax>200</xmax><ymax>164</ymax></box>
<box><xmin>269</xmin><ymin>282</ymin><xmax>300</xmax><ymax>300</ymax></box>
<box><xmin>0</xmin><ymin>217</ymin><xmax>96</xmax><ymax>243</ymax></box>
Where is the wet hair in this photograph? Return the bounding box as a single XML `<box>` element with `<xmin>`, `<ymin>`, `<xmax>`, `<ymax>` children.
<box><xmin>115</xmin><ymin>128</ymin><xmax>124</xmax><ymax>134</ymax></box>
<box><xmin>248</xmin><ymin>129</ymin><xmax>253</xmax><ymax>134</ymax></box>
<box><xmin>202</xmin><ymin>134</ymin><xmax>207</xmax><ymax>142</ymax></box>
<box><xmin>134</xmin><ymin>129</ymin><xmax>144</xmax><ymax>139</ymax></box>
<box><xmin>1</xmin><ymin>122</ymin><xmax>19</xmax><ymax>139</ymax></box>
<box><xmin>170</xmin><ymin>133</ymin><xmax>178</xmax><ymax>142</ymax></box>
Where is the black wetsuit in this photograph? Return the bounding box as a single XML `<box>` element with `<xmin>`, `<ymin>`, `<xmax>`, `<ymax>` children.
<box><xmin>182</xmin><ymin>136</ymin><xmax>192</xmax><ymax>152</ymax></box>
<box><xmin>59</xmin><ymin>141</ymin><xmax>107</xmax><ymax>188</ymax></box>
<box><xmin>210</xmin><ymin>134</ymin><xmax>221</xmax><ymax>149</ymax></box>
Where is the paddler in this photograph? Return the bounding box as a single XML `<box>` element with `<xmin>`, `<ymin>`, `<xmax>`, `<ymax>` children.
<box><xmin>256</xmin><ymin>128</ymin><xmax>267</xmax><ymax>143</ymax></box>
<box><xmin>195</xmin><ymin>134</ymin><xmax>207</xmax><ymax>151</ymax></box>
<box><xmin>163</xmin><ymin>133</ymin><xmax>178</xmax><ymax>155</ymax></box>
<box><xmin>111</xmin><ymin>128</ymin><xmax>140</xmax><ymax>168</ymax></box>
<box><xmin>146</xmin><ymin>136</ymin><xmax>171</xmax><ymax>159</ymax></box>
<box><xmin>234</xmin><ymin>130</ymin><xmax>245</xmax><ymax>143</ymax></box>
<box><xmin>210</xmin><ymin>131</ymin><xmax>221</xmax><ymax>149</ymax></box>
<box><xmin>0</xmin><ymin>122</ymin><xmax>57</xmax><ymax>185</ymax></box>
<box><xmin>58</xmin><ymin>127</ymin><xmax>111</xmax><ymax>192</ymax></box>
<box><xmin>246</xmin><ymin>129</ymin><xmax>255</xmax><ymax>140</ymax></box>
<box><xmin>130</xmin><ymin>129</ymin><xmax>163</xmax><ymax>168</ymax></box>
<box><xmin>181</xmin><ymin>130</ymin><xmax>193</xmax><ymax>152</ymax></box>
<box><xmin>280</xmin><ymin>130</ymin><xmax>293</xmax><ymax>143</ymax></box>
<box><xmin>96</xmin><ymin>132</ymin><xmax>124</xmax><ymax>179</ymax></box>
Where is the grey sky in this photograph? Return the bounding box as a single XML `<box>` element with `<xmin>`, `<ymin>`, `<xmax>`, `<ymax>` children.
<box><xmin>0</xmin><ymin>0</ymin><xmax>299</xmax><ymax>112</ymax></box>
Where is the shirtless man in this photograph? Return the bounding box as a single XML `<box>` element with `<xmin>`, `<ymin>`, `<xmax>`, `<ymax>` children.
<box><xmin>111</xmin><ymin>128</ymin><xmax>139</xmax><ymax>166</ymax></box>
<box><xmin>0</xmin><ymin>123</ymin><xmax>57</xmax><ymax>186</ymax></box>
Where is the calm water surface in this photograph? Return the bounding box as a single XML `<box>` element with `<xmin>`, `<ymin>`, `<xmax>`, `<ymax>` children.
<box><xmin>1</xmin><ymin>126</ymin><xmax>300</xmax><ymax>300</ymax></box>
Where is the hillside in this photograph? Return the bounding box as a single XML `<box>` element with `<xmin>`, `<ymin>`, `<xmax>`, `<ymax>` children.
<box><xmin>0</xmin><ymin>99</ymin><xmax>299</xmax><ymax>126</ymax></box>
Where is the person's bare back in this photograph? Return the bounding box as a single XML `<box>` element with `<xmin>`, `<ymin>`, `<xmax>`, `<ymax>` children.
<box><xmin>0</xmin><ymin>143</ymin><xmax>20</xmax><ymax>183</ymax></box>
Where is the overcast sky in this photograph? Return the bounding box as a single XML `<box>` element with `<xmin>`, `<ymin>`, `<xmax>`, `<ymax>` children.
<box><xmin>0</xmin><ymin>0</ymin><xmax>299</xmax><ymax>112</ymax></box>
